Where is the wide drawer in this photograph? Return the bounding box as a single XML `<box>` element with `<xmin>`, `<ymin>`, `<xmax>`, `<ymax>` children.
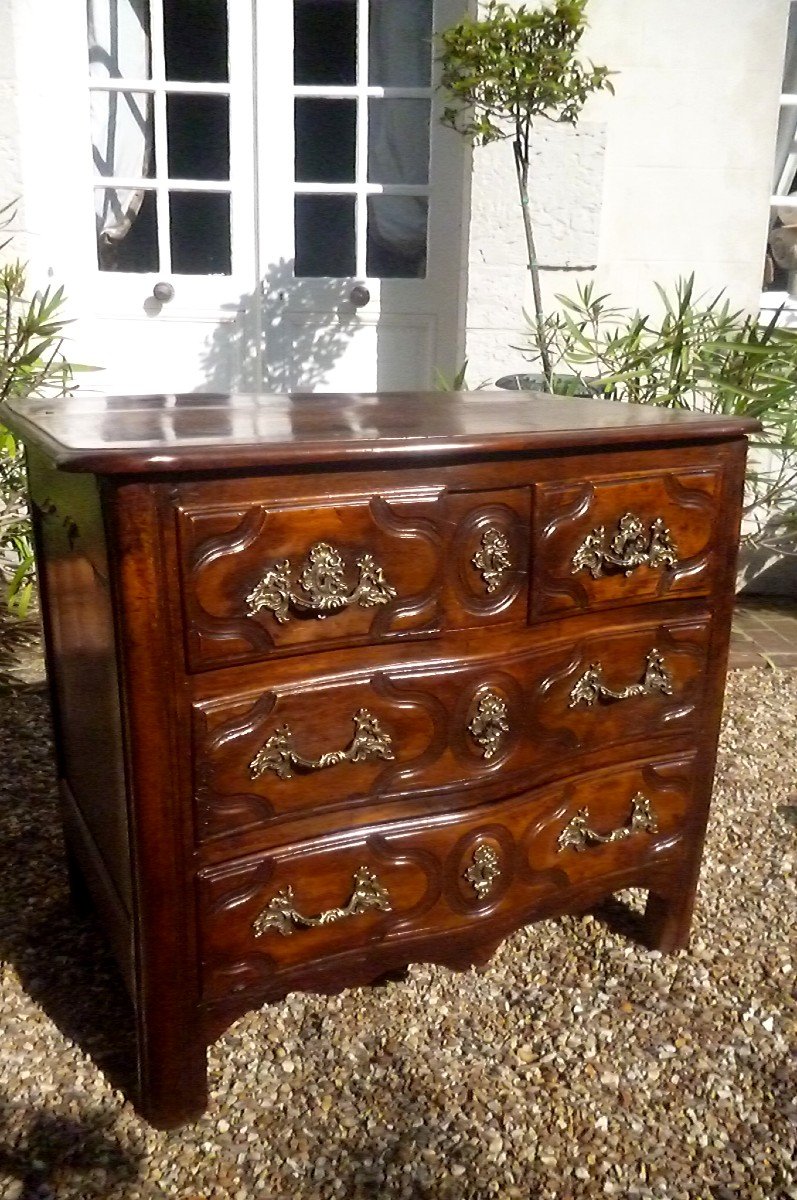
<box><xmin>176</xmin><ymin>484</ymin><xmax>529</xmax><ymax>670</ymax></box>
<box><xmin>532</xmin><ymin>465</ymin><xmax>724</xmax><ymax>616</ymax></box>
<box><xmin>193</xmin><ymin>613</ymin><xmax>710</xmax><ymax>845</ymax></box>
<box><xmin>198</xmin><ymin>753</ymin><xmax>697</xmax><ymax>1001</ymax></box>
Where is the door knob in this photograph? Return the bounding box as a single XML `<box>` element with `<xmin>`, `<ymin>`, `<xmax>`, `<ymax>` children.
<box><xmin>349</xmin><ymin>284</ymin><xmax>370</xmax><ymax>308</ymax></box>
<box><xmin>152</xmin><ymin>281</ymin><xmax>175</xmax><ymax>303</ymax></box>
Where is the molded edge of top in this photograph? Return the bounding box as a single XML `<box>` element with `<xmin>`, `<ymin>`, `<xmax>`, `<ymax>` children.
<box><xmin>1</xmin><ymin>391</ymin><xmax>762</xmax><ymax>475</ymax></box>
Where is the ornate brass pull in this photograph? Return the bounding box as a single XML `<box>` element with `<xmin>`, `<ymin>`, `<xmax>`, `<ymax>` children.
<box><xmin>472</xmin><ymin>527</ymin><xmax>511</xmax><ymax>593</ymax></box>
<box><xmin>249</xmin><ymin>707</ymin><xmax>394</xmax><ymax>780</ymax></box>
<box><xmin>253</xmin><ymin>866</ymin><xmax>392</xmax><ymax>937</ymax></box>
<box><xmin>571</xmin><ymin>512</ymin><xmax>678</xmax><ymax>579</ymax></box>
<box><xmin>464</xmin><ymin>844</ymin><xmax>501</xmax><ymax>899</ymax></box>
<box><xmin>557</xmin><ymin>792</ymin><xmax>658</xmax><ymax>853</ymax></box>
<box><xmin>569</xmin><ymin>649</ymin><xmax>673</xmax><ymax>708</ymax></box>
<box><xmin>468</xmin><ymin>691</ymin><xmax>509</xmax><ymax>759</ymax></box>
<box><xmin>246</xmin><ymin>541</ymin><xmax>396</xmax><ymax>623</ymax></box>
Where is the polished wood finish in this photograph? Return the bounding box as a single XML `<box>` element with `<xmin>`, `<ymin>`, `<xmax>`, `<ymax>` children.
<box><xmin>2</xmin><ymin>391</ymin><xmax>755</xmax><ymax>1129</ymax></box>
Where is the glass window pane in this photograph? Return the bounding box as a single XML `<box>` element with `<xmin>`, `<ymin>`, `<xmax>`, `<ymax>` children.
<box><xmin>295</xmin><ymin>0</ymin><xmax>356</xmax><ymax>85</ymax></box>
<box><xmin>295</xmin><ymin>195</ymin><xmax>355</xmax><ymax>277</ymax></box>
<box><xmin>88</xmin><ymin>0</ymin><xmax>151</xmax><ymax>80</ymax></box>
<box><xmin>163</xmin><ymin>0</ymin><xmax>228</xmax><ymax>82</ymax></box>
<box><xmin>167</xmin><ymin>95</ymin><xmax>230</xmax><ymax>181</ymax></box>
<box><xmin>367</xmin><ymin>196</ymin><xmax>427</xmax><ymax>278</ymax></box>
<box><xmin>295</xmin><ymin>99</ymin><xmax>356</xmax><ymax>184</ymax></box>
<box><xmin>368</xmin><ymin>99</ymin><xmax>430</xmax><ymax>185</ymax></box>
<box><xmin>369</xmin><ymin>0</ymin><xmax>433</xmax><ymax>86</ymax></box>
<box><xmin>170</xmin><ymin>192</ymin><xmax>231</xmax><ymax>274</ymax></box>
<box><xmin>91</xmin><ymin>91</ymin><xmax>153</xmax><ymax>180</ymax></box>
<box><xmin>96</xmin><ymin>187</ymin><xmax>158</xmax><ymax>272</ymax></box>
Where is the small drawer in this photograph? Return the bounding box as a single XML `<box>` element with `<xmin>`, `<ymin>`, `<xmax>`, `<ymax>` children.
<box><xmin>193</xmin><ymin>614</ymin><xmax>709</xmax><ymax>846</ymax></box>
<box><xmin>198</xmin><ymin>753</ymin><xmax>697</xmax><ymax>1002</ymax></box>
<box><xmin>176</xmin><ymin>484</ymin><xmax>529</xmax><ymax>671</ymax></box>
<box><xmin>532</xmin><ymin>466</ymin><xmax>724</xmax><ymax>617</ymax></box>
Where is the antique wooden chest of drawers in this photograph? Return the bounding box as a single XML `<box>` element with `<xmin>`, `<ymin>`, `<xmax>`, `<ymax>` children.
<box><xmin>1</xmin><ymin>390</ymin><xmax>756</xmax><ymax>1128</ymax></box>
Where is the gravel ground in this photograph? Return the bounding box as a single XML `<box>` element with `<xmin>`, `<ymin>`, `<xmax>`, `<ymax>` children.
<box><xmin>0</xmin><ymin>668</ymin><xmax>795</xmax><ymax>1200</ymax></box>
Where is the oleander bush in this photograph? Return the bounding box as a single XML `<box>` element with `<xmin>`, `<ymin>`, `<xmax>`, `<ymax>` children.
<box><xmin>520</xmin><ymin>274</ymin><xmax>797</xmax><ymax>558</ymax></box>
<box><xmin>1</xmin><ymin>200</ymin><xmax>76</xmax><ymax>616</ymax></box>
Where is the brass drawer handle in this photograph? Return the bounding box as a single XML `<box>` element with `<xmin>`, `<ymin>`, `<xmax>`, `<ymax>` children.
<box><xmin>249</xmin><ymin>707</ymin><xmax>394</xmax><ymax>780</ymax></box>
<box><xmin>253</xmin><ymin>866</ymin><xmax>392</xmax><ymax>937</ymax></box>
<box><xmin>246</xmin><ymin>541</ymin><xmax>396</xmax><ymax>623</ymax></box>
<box><xmin>569</xmin><ymin>648</ymin><xmax>673</xmax><ymax>708</ymax></box>
<box><xmin>472</xmin><ymin>527</ymin><xmax>511</xmax><ymax>592</ymax></box>
<box><xmin>557</xmin><ymin>792</ymin><xmax>658</xmax><ymax>852</ymax></box>
<box><xmin>468</xmin><ymin>691</ymin><xmax>509</xmax><ymax>759</ymax></box>
<box><xmin>571</xmin><ymin>512</ymin><xmax>678</xmax><ymax>579</ymax></box>
<box><xmin>464</xmin><ymin>844</ymin><xmax>501</xmax><ymax>899</ymax></box>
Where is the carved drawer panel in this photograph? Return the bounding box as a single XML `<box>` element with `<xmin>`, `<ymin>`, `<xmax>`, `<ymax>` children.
<box><xmin>176</xmin><ymin>485</ymin><xmax>530</xmax><ymax>671</ymax></box>
<box><xmin>197</xmin><ymin>753</ymin><xmax>697</xmax><ymax>1002</ymax></box>
<box><xmin>193</xmin><ymin>613</ymin><xmax>710</xmax><ymax>846</ymax></box>
<box><xmin>531</xmin><ymin>467</ymin><xmax>724</xmax><ymax>617</ymax></box>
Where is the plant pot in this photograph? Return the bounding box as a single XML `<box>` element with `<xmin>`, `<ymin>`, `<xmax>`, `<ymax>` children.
<box><xmin>495</xmin><ymin>372</ymin><xmax>601</xmax><ymax>397</ymax></box>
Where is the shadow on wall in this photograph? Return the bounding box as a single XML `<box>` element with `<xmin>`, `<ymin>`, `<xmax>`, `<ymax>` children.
<box><xmin>199</xmin><ymin>258</ymin><xmax>359</xmax><ymax>393</ymax></box>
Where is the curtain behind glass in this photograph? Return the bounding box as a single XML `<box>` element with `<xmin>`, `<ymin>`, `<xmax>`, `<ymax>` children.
<box><xmin>368</xmin><ymin>0</ymin><xmax>432</xmax><ymax>263</ymax></box>
<box><xmin>88</xmin><ymin>0</ymin><xmax>152</xmax><ymax>248</ymax></box>
<box><xmin>774</xmin><ymin>6</ymin><xmax>797</xmax><ymax>194</ymax></box>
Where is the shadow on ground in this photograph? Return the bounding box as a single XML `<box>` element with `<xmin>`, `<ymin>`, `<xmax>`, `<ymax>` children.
<box><xmin>0</xmin><ymin>687</ymin><xmax>137</xmax><ymax>1100</ymax></box>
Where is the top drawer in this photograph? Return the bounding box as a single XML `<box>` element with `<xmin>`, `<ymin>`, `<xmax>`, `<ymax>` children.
<box><xmin>531</xmin><ymin>466</ymin><xmax>725</xmax><ymax>617</ymax></box>
<box><xmin>176</xmin><ymin>484</ymin><xmax>530</xmax><ymax>671</ymax></box>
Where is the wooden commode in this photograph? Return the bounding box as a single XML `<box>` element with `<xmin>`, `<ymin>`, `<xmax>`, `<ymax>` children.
<box><xmin>1</xmin><ymin>390</ymin><xmax>756</xmax><ymax>1128</ymax></box>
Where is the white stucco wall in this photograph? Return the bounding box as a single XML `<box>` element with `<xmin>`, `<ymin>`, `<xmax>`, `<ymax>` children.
<box><xmin>464</xmin><ymin>0</ymin><xmax>792</xmax><ymax>383</ymax></box>
<box><xmin>0</xmin><ymin>2</ymin><xmax>25</xmax><ymax>243</ymax></box>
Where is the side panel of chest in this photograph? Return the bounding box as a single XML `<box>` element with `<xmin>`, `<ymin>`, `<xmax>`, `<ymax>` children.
<box><xmin>25</xmin><ymin>448</ymin><xmax>133</xmax><ymax>983</ymax></box>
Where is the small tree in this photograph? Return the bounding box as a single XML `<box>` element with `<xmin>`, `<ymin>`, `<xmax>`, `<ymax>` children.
<box><xmin>438</xmin><ymin>0</ymin><xmax>613</xmax><ymax>391</ymax></box>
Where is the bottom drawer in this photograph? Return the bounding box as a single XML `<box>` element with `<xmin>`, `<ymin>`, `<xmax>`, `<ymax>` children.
<box><xmin>198</xmin><ymin>752</ymin><xmax>698</xmax><ymax>1002</ymax></box>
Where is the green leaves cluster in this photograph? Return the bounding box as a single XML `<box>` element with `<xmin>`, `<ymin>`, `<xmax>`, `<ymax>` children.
<box><xmin>1</xmin><ymin>200</ymin><xmax>76</xmax><ymax>615</ymax></box>
<box><xmin>439</xmin><ymin>0</ymin><xmax>613</xmax><ymax>146</ymax></box>
<box><xmin>521</xmin><ymin>275</ymin><xmax>797</xmax><ymax>554</ymax></box>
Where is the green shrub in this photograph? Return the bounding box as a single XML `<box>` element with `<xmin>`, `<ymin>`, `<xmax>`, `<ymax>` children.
<box><xmin>520</xmin><ymin>274</ymin><xmax>797</xmax><ymax>555</ymax></box>
<box><xmin>0</xmin><ymin>201</ymin><xmax>76</xmax><ymax>615</ymax></box>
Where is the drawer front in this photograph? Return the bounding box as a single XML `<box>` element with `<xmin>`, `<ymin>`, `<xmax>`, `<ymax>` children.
<box><xmin>198</xmin><ymin>754</ymin><xmax>696</xmax><ymax>1000</ymax></box>
<box><xmin>532</xmin><ymin>466</ymin><xmax>724</xmax><ymax>616</ymax></box>
<box><xmin>193</xmin><ymin>614</ymin><xmax>710</xmax><ymax>845</ymax></box>
<box><xmin>177</xmin><ymin>486</ymin><xmax>529</xmax><ymax>670</ymax></box>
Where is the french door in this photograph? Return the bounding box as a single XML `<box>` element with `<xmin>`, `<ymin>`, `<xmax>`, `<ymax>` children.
<box><xmin>82</xmin><ymin>0</ymin><xmax>467</xmax><ymax>394</ymax></box>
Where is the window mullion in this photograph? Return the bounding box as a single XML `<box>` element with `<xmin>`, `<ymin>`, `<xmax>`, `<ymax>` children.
<box><xmin>355</xmin><ymin>0</ymin><xmax>369</xmax><ymax>278</ymax></box>
<box><xmin>149</xmin><ymin>0</ymin><xmax>171</xmax><ymax>273</ymax></box>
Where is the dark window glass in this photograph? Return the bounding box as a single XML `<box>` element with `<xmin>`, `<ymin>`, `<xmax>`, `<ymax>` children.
<box><xmin>170</xmin><ymin>191</ymin><xmax>231</xmax><ymax>274</ymax></box>
<box><xmin>163</xmin><ymin>0</ymin><xmax>228</xmax><ymax>82</ymax></box>
<box><xmin>368</xmin><ymin>99</ymin><xmax>430</xmax><ymax>184</ymax></box>
<box><xmin>96</xmin><ymin>187</ymin><xmax>158</xmax><ymax>272</ymax></box>
<box><xmin>167</xmin><ymin>95</ymin><xmax>229</xmax><ymax>180</ymax></box>
<box><xmin>369</xmin><ymin>0</ymin><xmax>433</xmax><ymax>86</ymax></box>
<box><xmin>295</xmin><ymin>99</ymin><xmax>356</xmax><ymax>183</ymax></box>
<box><xmin>367</xmin><ymin>195</ymin><xmax>427</xmax><ymax>278</ymax></box>
<box><xmin>294</xmin><ymin>0</ymin><xmax>356</xmax><ymax>85</ymax></box>
<box><xmin>295</xmin><ymin>195</ymin><xmax>355</xmax><ymax>277</ymax></box>
<box><xmin>91</xmin><ymin>91</ymin><xmax>153</xmax><ymax>179</ymax></box>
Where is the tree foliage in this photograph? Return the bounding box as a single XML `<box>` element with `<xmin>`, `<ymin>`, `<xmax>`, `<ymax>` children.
<box><xmin>439</xmin><ymin>1</ymin><xmax>612</xmax><ymax>146</ymax></box>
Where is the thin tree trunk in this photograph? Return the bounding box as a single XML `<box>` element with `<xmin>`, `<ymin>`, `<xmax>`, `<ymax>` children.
<box><xmin>513</xmin><ymin>138</ymin><xmax>552</xmax><ymax>391</ymax></box>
